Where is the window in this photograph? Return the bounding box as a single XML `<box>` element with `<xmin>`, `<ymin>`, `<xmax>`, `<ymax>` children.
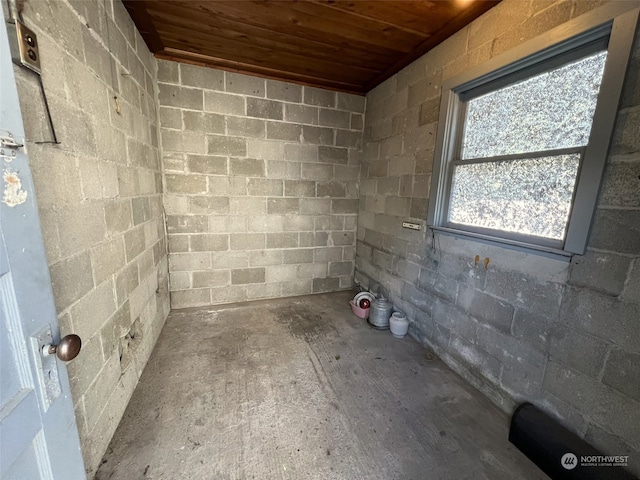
<box><xmin>428</xmin><ymin>4</ymin><xmax>639</xmax><ymax>258</ymax></box>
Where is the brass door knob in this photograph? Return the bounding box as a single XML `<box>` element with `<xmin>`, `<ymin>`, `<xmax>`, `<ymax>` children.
<box><xmin>43</xmin><ymin>334</ymin><xmax>82</xmax><ymax>362</ymax></box>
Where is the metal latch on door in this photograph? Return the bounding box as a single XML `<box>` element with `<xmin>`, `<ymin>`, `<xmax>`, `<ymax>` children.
<box><xmin>0</xmin><ymin>130</ymin><xmax>23</xmax><ymax>160</ymax></box>
<box><xmin>31</xmin><ymin>327</ymin><xmax>82</xmax><ymax>410</ymax></box>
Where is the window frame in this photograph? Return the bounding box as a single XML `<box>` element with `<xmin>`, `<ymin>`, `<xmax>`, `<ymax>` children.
<box><xmin>427</xmin><ymin>3</ymin><xmax>640</xmax><ymax>259</ymax></box>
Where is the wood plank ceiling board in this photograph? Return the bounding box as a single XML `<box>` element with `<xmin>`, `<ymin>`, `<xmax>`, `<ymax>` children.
<box><xmin>124</xmin><ymin>0</ymin><xmax>501</xmax><ymax>95</ymax></box>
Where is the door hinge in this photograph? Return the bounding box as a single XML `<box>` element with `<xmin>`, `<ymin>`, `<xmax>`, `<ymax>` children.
<box><xmin>0</xmin><ymin>131</ymin><xmax>24</xmax><ymax>161</ymax></box>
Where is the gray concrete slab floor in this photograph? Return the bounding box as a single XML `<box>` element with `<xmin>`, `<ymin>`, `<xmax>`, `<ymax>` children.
<box><xmin>96</xmin><ymin>291</ymin><xmax>546</xmax><ymax>480</ymax></box>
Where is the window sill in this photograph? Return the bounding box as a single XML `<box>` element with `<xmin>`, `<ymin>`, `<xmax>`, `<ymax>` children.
<box><xmin>428</xmin><ymin>226</ymin><xmax>574</xmax><ymax>262</ymax></box>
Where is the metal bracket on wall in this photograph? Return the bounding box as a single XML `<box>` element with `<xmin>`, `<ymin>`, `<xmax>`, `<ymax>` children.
<box><xmin>402</xmin><ymin>222</ymin><xmax>421</xmax><ymax>231</ymax></box>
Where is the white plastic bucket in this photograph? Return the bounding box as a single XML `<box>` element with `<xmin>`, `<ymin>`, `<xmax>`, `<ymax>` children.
<box><xmin>389</xmin><ymin>311</ymin><xmax>409</xmax><ymax>338</ymax></box>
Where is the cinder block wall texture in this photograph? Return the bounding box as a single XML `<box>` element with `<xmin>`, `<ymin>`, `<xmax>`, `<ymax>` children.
<box><xmin>356</xmin><ymin>0</ymin><xmax>640</xmax><ymax>474</ymax></box>
<box><xmin>13</xmin><ymin>0</ymin><xmax>169</xmax><ymax>476</ymax></box>
<box><xmin>157</xmin><ymin>60</ymin><xmax>364</xmax><ymax>308</ymax></box>
<box><xmin>11</xmin><ymin>0</ymin><xmax>639</xmax><ymax>476</ymax></box>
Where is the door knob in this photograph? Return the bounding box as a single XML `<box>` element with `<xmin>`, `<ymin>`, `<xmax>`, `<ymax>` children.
<box><xmin>43</xmin><ymin>334</ymin><xmax>82</xmax><ymax>361</ymax></box>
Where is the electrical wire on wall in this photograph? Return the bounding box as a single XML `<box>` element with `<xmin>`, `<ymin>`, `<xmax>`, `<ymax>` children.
<box><xmin>428</xmin><ymin>227</ymin><xmax>443</xmax><ymax>267</ymax></box>
<box><xmin>34</xmin><ymin>75</ymin><xmax>59</xmax><ymax>144</ymax></box>
<box><xmin>103</xmin><ymin>0</ymin><xmax>122</xmax><ymax>116</ymax></box>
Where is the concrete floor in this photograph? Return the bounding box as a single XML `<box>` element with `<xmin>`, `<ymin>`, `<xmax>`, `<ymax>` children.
<box><xmin>96</xmin><ymin>291</ymin><xmax>546</xmax><ymax>480</ymax></box>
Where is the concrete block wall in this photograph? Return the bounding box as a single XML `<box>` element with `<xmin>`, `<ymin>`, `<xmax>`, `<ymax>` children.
<box><xmin>157</xmin><ymin>60</ymin><xmax>364</xmax><ymax>308</ymax></box>
<box><xmin>355</xmin><ymin>0</ymin><xmax>640</xmax><ymax>475</ymax></box>
<box><xmin>12</xmin><ymin>0</ymin><xmax>169</xmax><ymax>476</ymax></box>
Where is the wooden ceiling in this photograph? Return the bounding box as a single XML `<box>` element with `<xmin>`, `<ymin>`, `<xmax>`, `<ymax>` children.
<box><xmin>124</xmin><ymin>1</ymin><xmax>500</xmax><ymax>94</ymax></box>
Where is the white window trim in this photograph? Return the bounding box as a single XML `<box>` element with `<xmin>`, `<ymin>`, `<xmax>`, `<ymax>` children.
<box><xmin>427</xmin><ymin>3</ymin><xmax>640</xmax><ymax>259</ymax></box>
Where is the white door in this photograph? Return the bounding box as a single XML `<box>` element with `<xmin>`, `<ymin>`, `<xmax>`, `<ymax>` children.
<box><xmin>0</xmin><ymin>8</ymin><xmax>86</xmax><ymax>480</ymax></box>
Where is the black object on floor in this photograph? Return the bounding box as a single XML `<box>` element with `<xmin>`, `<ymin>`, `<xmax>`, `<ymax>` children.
<box><xmin>509</xmin><ymin>403</ymin><xmax>637</xmax><ymax>480</ymax></box>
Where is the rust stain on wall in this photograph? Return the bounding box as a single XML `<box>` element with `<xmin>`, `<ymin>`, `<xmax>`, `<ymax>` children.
<box><xmin>2</xmin><ymin>170</ymin><xmax>28</xmax><ymax>207</ymax></box>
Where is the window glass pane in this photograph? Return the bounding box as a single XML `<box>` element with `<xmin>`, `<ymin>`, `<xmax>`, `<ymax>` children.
<box><xmin>448</xmin><ymin>154</ymin><xmax>580</xmax><ymax>240</ymax></box>
<box><xmin>462</xmin><ymin>51</ymin><xmax>607</xmax><ymax>159</ymax></box>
